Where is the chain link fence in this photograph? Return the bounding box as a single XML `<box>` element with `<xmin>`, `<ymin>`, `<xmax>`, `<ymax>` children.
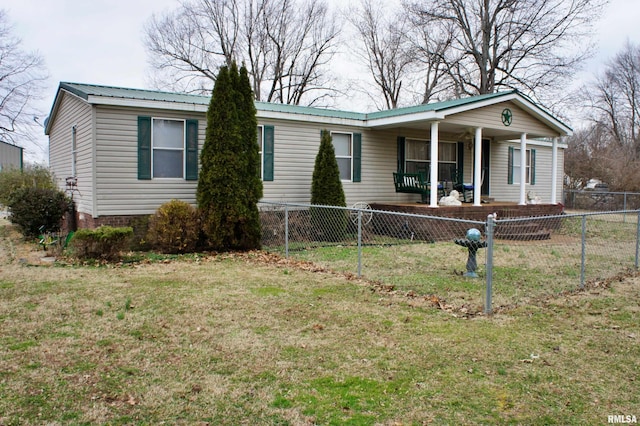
<box><xmin>564</xmin><ymin>189</ymin><xmax>640</xmax><ymax>213</ymax></box>
<box><xmin>259</xmin><ymin>202</ymin><xmax>640</xmax><ymax>314</ymax></box>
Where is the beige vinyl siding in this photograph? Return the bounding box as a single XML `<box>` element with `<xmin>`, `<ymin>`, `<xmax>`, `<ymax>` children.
<box><xmin>446</xmin><ymin>101</ymin><xmax>558</xmax><ymax>137</ymax></box>
<box><xmin>262</xmin><ymin>123</ymin><xmax>424</xmax><ymax>205</ymax></box>
<box><xmin>489</xmin><ymin>140</ymin><xmax>562</xmax><ymax>203</ymax></box>
<box><xmin>94</xmin><ymin>106</ymin><xmax>206</xmax><ymax>216</ymax></box>
<box><xmin>94</xmin><ymin>107</ymin><xmax>396</xmax><ymax>215</ymax></box>
<box><xmin>356</xmin><ymin>129</ymin><xmax>414</xmax><ymax>204</ymax></box>
<box><xmin>47</xmin><ymin>92</ymin><xmax>94</xmax><ymax>216</ymax></box>
<box><xmin>261</xmin><ymin>120</ymin><xmax>320</xmax><ymax>204</ymax></box>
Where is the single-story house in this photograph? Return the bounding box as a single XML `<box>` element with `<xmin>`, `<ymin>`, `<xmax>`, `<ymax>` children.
<box><xmin>0</xmin><ymin>140</ymin><xmax>24</xmax><ymax>172</ymax></box>
<box><xmin>45</xmin><ymin>82</ymin><xmax>571</xmax><ymax>229</ymax></box>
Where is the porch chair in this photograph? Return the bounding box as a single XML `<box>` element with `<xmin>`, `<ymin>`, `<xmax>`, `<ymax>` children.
<box><xmin>454</xmin><ymin>169</ymin><xmax>484</xmax><ymax>203</ymax></box>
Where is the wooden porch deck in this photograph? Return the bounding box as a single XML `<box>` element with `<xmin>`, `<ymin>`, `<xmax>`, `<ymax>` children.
<box><xmin>369</xmin><ymin>201</ymin><xmax>564</xmax><ymax>222</ymax></box>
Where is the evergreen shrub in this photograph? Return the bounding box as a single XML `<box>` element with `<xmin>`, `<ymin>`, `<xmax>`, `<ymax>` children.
<box><xmin>146</xmin><ymin>200</ymin><xmax>199</xmax><ymax>253</ymax></box>
<box><xmin>70</xmin><ymin>226</ymin><xmax>133</xmax><ymax>260</ymax></box>
<box><xmin>7</xmin><ymin>187</ymin><xmax>69</xmax><ymax>237</ymax></box>
<box><xmin>310</xmin><ymin>130</ymin><xmax>347</xmax><ymax>241</ymax></box>
<box><xmin>197</xmin><ymin>63</ymin><xmax>262</xmax><ymax>250</ymax></box>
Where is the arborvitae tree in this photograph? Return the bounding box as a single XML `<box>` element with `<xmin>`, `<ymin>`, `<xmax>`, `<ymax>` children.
<box><xmin>197</xmin><ymin>63</ymin><xmax>263</xmax><ymax>250</ymax></box>
<box><xmin>310</xmin><ymin>130</ymin><xmax>347</xmax><ymax>241</ymax></box>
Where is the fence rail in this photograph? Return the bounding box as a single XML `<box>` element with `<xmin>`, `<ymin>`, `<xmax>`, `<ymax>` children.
<box><xmin>563</xmin><ymin>189</ymin><xmax>640</xmax><ymax>212</ymax></box>
<box><xmin>259</xmin><ymin>202</ymin><xmax>640</xmax><ymax>314</ymax></box>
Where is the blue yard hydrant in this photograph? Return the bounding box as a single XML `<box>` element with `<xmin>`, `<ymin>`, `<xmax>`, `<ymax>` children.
<box><xmin>454</xmin><ymin>228</ymin><xmax>487</xmax><ymax>278</ymax></box>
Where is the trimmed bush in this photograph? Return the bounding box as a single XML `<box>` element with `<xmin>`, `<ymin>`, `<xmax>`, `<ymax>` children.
<box><xmin>7</xmin><ymin>187</ymin><xmax>69</xmax><ymax>237</ymax></box>
<box><xmin>69</xmin><ymin>226</ymin><xmax>133</xmax><ymax>260</ymax></box>
<box><xmin>197</xmin><ymin>63</ymin><xmax>262</xmax><ymax>251</ymax></box>
<box><xmin>310</xmin><ymin>130</ymin><xmax>347</xmax><ymax>241</ymax></box>
<box><xmin>146</xmin><ymin>200</ymin><xmax>199</xmax><ymax>253</ymax></box>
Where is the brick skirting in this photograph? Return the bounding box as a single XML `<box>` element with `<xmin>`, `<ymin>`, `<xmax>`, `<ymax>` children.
<box><xmin>370</xmin><ymin>202</ymin><xmax>564</xmax><ymax>221</ymax></box>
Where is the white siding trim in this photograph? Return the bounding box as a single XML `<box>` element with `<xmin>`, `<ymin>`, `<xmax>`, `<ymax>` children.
<box><xmin>91</xmin><ymin>105</ymin><xmax>98</xmax><ymax>218</ymax></box>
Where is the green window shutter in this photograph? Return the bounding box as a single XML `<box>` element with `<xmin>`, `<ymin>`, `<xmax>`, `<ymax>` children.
<box><xmin>138</xmin><ymin>116</ymin><xmax>151</xmax><ymax>180</ymax></box>
<box><xmin>456</xmin><ymin>142</ymin><xmax>464</xmax><ymax>183</ymax></box>
<box><xmin>353</xmin><ymin>133</ymin><xmax>361</xmax><ymax>182</ymax></box>
<box><xmin>397</xmin><ymin>136</ymin><xmax>405</xmax><ymax>172</ymax></box>
<box><xmin>507</xmin><ymin>146</ymin><xmax>514</xmax><ymax>185</ymax></box>
<box><xmin>530</xmin><ymin>148</ymin><xmax>536</xmax><ymax>185</ymax></box>
<box><xmin>263</xmin><ymin>125</ymin><xmax>275</xmax><ymax>181</ymax></box>
<box><xmin>185</xmin><ymin>119</ymin><xmax>199</xmax><ymax>181</ymax></box>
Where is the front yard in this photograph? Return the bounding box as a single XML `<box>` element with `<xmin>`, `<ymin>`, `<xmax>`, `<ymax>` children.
<box><xmin>0</xmin><ymin>221</ymin><xmax>638</xmax><ymax>425</ymax></box>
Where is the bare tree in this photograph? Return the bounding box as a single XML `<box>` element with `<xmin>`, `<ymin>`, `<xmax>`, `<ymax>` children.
<box><xmin>0</xmin><ymin>10</ymin><xmax>48</xmax><ymax>151</ymax></box>
<box><xmin>574</xmin><ymin>41</ymin><xmax>640</xmax><ymax>191</ymax></box>
<box><xmin>348</xmin><ymin>0</ymin><xmax>413</xmax><ymax>109</ymax></box>
<box><xmin>589</xmin><ymin>42</ymin><xmax>640</xmax><ymax>150</ymax></box>
<box><xmin>404</xmin><ymin>10</ymin><xmax>457</xmax><ymax>103</ymax></box>
<box><xmin>564</xmin><ymin>126</ymin><xmax>607</xmax><ymax>189</ymax></box>
<box><xmin>406</xmin><ymin>0</ymin><xmax>605</xmax><ymax>100</ymax></box>
<box><xmin>144</xmin><ymin>0</ymin><xmax>340</xmax><ymax>106</ymax></box>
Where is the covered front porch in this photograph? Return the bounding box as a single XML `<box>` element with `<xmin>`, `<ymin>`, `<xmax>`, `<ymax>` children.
<box><xmin>364</xmin><ymin>91</ymin><xmax>572</xmax><ymax>208</ymax></box>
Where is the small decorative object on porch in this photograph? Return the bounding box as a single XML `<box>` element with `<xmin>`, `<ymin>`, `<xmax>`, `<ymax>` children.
<box><xmin>527</xmin><ymin>190</ymin><xmax>541</xmax><ymax>204</ymax></box>
<box><xmin>439</xmin><ymin>190</ymin><xmax>462</xmax><ymax>206</ymax></box>
<box><xmin>454</xmin><ymin>228</ymin><xmax>487</xmax><ymax>278</ymax></box>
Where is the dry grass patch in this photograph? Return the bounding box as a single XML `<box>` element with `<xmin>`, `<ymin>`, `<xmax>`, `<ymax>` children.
<box><xmin>0</xmin><ymin>221</ymin><xmax>638</xmax><ymax>425</ymax></box>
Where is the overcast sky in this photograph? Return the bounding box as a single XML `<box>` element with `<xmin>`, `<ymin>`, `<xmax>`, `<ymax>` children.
<box><xmin>6</xmin><ymin>0</ymin><xmax>640</xmax><ymax>163</ymax></box>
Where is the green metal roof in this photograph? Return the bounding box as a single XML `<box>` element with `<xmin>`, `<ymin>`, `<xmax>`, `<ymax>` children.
<box><xmin>366</xmin><ymin>91</ymin><xmax>517</xmax><ymax>119</ymax></box>
<box><xmin>49</xmin><ymin>82</ymin><xmax>570</xmax><ymax>134</ymax></box>
<box><xmin>59</xmin><ymin>82</ymin><xmax>212</xmax><ymax>105</ymax></box>
<box><xmin>57</xmin><ymin>82</ymin><xmax>515</xmax><ymax>120</ymax></box>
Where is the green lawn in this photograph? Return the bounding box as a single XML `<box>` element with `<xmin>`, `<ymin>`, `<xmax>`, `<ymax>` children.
<box><xmin>1</xmin><ymin>224</ymin><xmax>639</xmax><ymax>425</ymax></box>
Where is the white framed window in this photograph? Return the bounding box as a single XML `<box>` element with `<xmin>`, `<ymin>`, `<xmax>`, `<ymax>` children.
<box><xmin>512</xmin><ymin>148</ymin><xmax>532</xmax><ymax>184</ymax></box>
<box><xmin>152</xmin><ymin>118</ymin><xmax>185</xmax><ymax>178</ymax></box>
<box><xmin>331</xmin><ymin>132</ymin><xmax>353</xmax><ymax>181</ymax></box>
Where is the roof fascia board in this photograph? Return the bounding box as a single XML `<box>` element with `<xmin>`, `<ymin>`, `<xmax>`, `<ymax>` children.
<box><xmin>441</xmin><ymin>92</ymin><xmax>573</xmax><ymax>136</ymax></box>
<box><xmin>511</xmin><ymin>95</ymin><xmax>573</xmax><ymax>136</ymax></box>
<box><xmin>258</xmin><ymin>109</ymin><xmax>365</xmax><ymax>127</ymax></box>
<box><xmin>45</xmin><ymin>88</ymin><xmax>89</xmax><ymax>134</ymax></box>
<box><xmin>437</xmin><ymin>92</ymin><xmax>519</xmax><ymax>116</ymax></box>
<box><xmin>365</xmin><ymin>110</ymin><xmax>445</xmax><ymax>128</ymax></box>
<box><xmin>86</xmin><ymin>95</ymin><xmax>208</xmax><ymax>113</ymax></box>
<box><xmin>86</xmin><ymin>94</ymin><xmax>367</xmax><ymax>126</ymax></box>
<box><xmin>501</xmin><ymin>138</ymin><xmax>568</xmax><ymax>148</ymax></box>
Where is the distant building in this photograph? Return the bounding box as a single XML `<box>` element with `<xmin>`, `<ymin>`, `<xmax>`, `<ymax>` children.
<box><xmin>0</xmin><ymin>140</ymin><xmax>23</xmax><ymax>172</ymax></box>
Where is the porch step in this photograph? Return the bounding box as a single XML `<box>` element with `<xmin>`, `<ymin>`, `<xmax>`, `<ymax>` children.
<box><xmin>495</xmin><ymin>222</ymin><xmax>551</xmax><ymax>241</ymax></box>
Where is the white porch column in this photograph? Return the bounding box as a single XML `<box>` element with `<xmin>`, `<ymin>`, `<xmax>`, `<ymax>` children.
<box><xmin>430</xmin><ymin>121</ymin><xmax>439</xmax><ymax>207</ymax></box>
<box><xmin>473</xmin><ymin>127</ymin><xmax>483</xmax><ymax>206</ymax></box>
<box><xmin>551</xmin><ymin>137</ymin><xmax>558</xmax><ymax>204</ymax></box>
<box><xmin>519</xmin><ymin>133</ymin><xmax>528</xmax><ymax>205</ymax></box>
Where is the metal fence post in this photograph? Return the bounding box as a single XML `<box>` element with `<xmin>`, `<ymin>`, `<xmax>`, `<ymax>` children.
<box><xmin>580</xmin><ymin>215</ymin><xmax>587</xmax><ymax>289</ymax></box>
<box><xmin>357</xmin><ymin>210</ymin><xmax>363</xmax><ymax>277</ymax></box>
<box><xmin>624</xmin><ymin>193</ymin><xmax>628</xmax><ymax>223</ymax></box>
<box><xmin>285</xmin><ymin>205</ymin><xmax>289</xmax><ymax>259</ymax></box>
<box><xmin>484</xmin><ymin>214</ymin><xmax>496</xmax><ymax>315</ymax></box>
<box><xmin>636</xmin><ymin>210</ymin><xmax>640</xmax><ymax>270</ymax></box>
